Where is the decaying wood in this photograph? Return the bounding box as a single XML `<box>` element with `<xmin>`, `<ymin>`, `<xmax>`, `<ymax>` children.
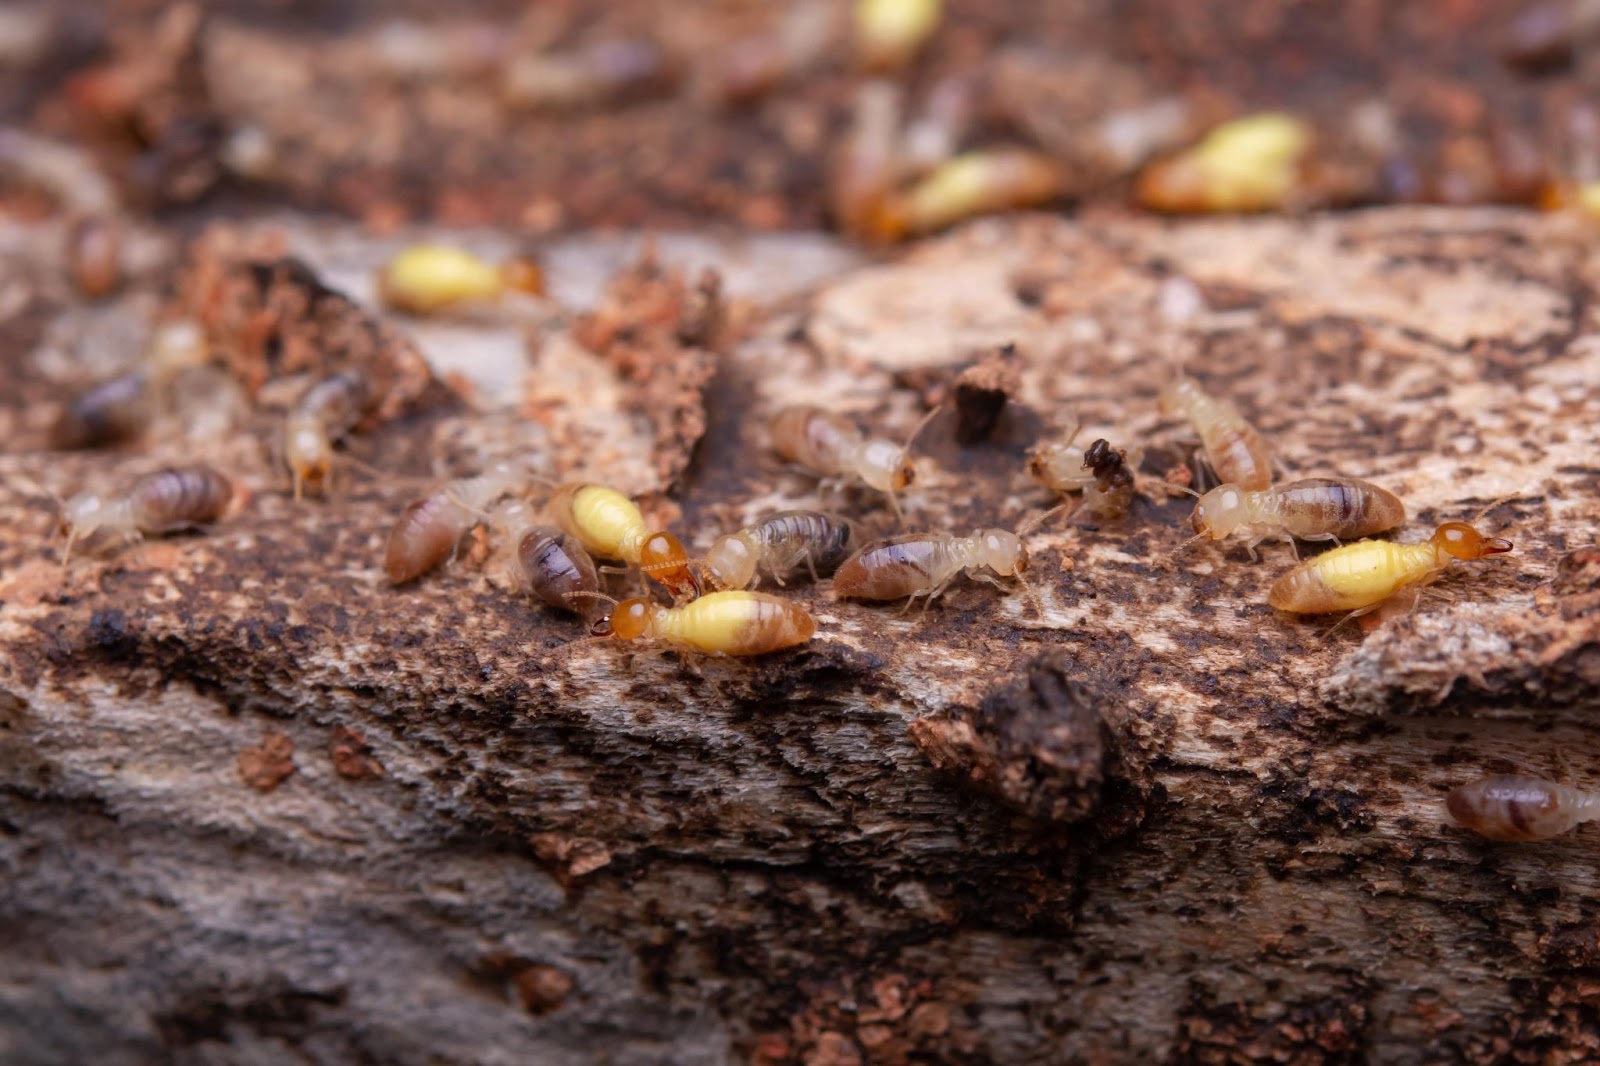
<box><xmin>3</xmin><ymin>208</ymin><xmax>1600</xmax><ymax>1065</ymax></box>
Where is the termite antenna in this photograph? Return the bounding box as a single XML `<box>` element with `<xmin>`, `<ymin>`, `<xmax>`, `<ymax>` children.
<box><xmin>1017</xmin><ymin>501</ymin><xmax>1072</xmax><ymax>539</ymax></box>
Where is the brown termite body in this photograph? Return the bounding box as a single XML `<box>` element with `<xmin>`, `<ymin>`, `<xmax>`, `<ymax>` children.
<box><xmin>834</xmin><ymin>511</ymin><xmax>1058</xmax><ymax>613</ymax></box>
<box><xmin>285</xmin><ymin>369</ymin><xmax>371</xmax><ymax>501</ymax></box>
<box><xmin>58</xmin><ymin>464</ymin><xmax>233</xmax><ymax>566</ymax></box>
<box><xmin>590</xmin><ymin>590</ymin><xmax>815</xmax><ymax>657</ymax></box>
<box><xmin>703</xmin><ymin>510</ymin><xmax>856</xmax><ymax>590</ymax></box>
<box><xmin>1191</xmin><ymin>477</ymin><xmax>1407</xmax><ymax>558</ymax></box>
<box><xmin>489</xmin><ymin>498</ymin><xmax>601</xmax><ymax>619</ymax></box>
<box><xmin>1447</xmin><ymin>775</ymin><xmax>1600</xmax><ymax>841</ymax></box>
<box><xmin>1267</xmin><ymin>520</ymin><xmax>1513</xmax><ymax>616</ymax></box>
<box><xmin>769</xmin><ymin>405</ymin><xmax>919</xmax><ymax>514</ymax></box>
<box><xmin>1159</xmin><ymin>374</ymin><xmax>1274</xmax><ymax>491</ymax></box>
<box><xmin>50</xmin><ymin>370</ymin><xmax>149</xmax><ymax>450</ymax></box>
<box><xmin>384</xmin><ymin>464</ymin><xmax>525</xmax><ymax>584</ymax></box>
<box><xmin>1028</xmin><ymin>430</ymin><xmax>1145</xmax><ymax>522</ymax></box>
<box><xmin>546</xmin><ymin>483</ymin><xmax>697</xmax><ymax>597</ymax></box>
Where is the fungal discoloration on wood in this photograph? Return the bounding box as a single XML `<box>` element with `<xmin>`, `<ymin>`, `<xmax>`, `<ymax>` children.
<box><xmin>5</xmin><ymin>209</ymin><xmax>1600</xmax><ymax>1063</ymax></box>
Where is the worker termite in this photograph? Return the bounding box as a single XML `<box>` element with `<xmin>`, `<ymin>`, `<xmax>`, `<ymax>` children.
<box><xmin>1188</xmin><ymin>477</ymin><xmax>1407</xmax><ymax>559</ymax></box>
<box><xmin>1267</xmin><ymin>520</ymin><xmax>1513</xmax><ymax>617</ymax></box>
<box><xmin>489</xmin><ymin>498</ymin><xmax>602</xmax><ymax>619</ymax></box>
<box><xmin>693</xmin><ymin>1</ymin><xmax>835</xmax><ymax>107</ymax></box>
<box><xmin>587</xmin><ymin>590</ymin><xmax>816</xmax><ymax>657</ymax></box>
<box><xmin>833</xmin><ymin>507</ymin><xmax>1064</xmax><ymax>613</ymax></box>
<box><xmin>1159</xmin><ymin>374</ymin><xmax>1274</xmax><ymax>491</ymax></box>
<box><xmin>1447</xmin><ymin>775</ymin><xmax>1600</xmax><ymax>841</ymax></box>
<box><xmin>50</xmin><ymin>370</ymin><xmax>149</xmax><ymax>450</ymax></box>
<box><xmin>769</xmin><ymin>405</ymin><xmax>925</xmax><ymax>515</ymax></box>
<box><xmin>703</xmin><ymin>510</ymin><xmax>856</xmax><ymax>590</ymax></box>
<box><xmin>285</xmin><ymin>369</ymin><xmax>372</xmax><ymax>501</ymax></box>
<box><xmin>875</xmin><ymin>148</ymin><xmax>1064</xmax><ymax>240</ymax></box>
<box><xmin>854</xmin><ymin>0</ymin><xmax>942</xmax><ymax>72</ymax></box>
<box><xmin>546</xmin><ymin>483</ymin><xmax>697</xmax><ymax>597</ymax></box>
<box><xmin>1027</xmin><ymin>429</ymin><xmax>1146</xmax><ymax>522</ymax></box>
<box><xmin>384</xmin><ymin>464</ymin><xmax>525</xmax><ymax>584</ymax></box>
<box><xmin>376</xmin><ymin>245</ymin><xmax>544</xmax><ymax>316</ymax></box>
<box><xmin>58</xmin><ymin>464</ymin><xmax>233</xmax><ymax>566</ymax></box>
<box><xmin>501</xmin><ymin>37</ymin><xmax>675</xmax><ymax>112</ymax></box>
<box><xmin>1133</xmin><ymin>112</ymin><xmax>1314</xmax><ymax>214</ymax></box>
<box><xmin>829</xmin><ymin>80</ymin><xmax>905</xmax><ymax>243</ymax></box>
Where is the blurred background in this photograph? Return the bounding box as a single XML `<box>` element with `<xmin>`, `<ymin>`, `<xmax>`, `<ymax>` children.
<box><xmin>3</xmin><ymin>0</ymin><xmax>1599</xmax><ymax>238</ymax></box>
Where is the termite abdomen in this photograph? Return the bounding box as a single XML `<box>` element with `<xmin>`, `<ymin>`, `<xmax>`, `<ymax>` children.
<box><xmin>1446</xmin><ymin>775</ymin><xmax>1600</xmax><ymax>841</ymax></box>
<box><xmin>130</xmin><ymin>466</ymin><xmax>233</xmax><ymax>530</ymax></box>
<box><xmin>520</xmin><ymin>526</ymin><xmax>601</xmax><ymax>618</ymax></box>
<box><xmin>50</xmin><ymin>371</ymin><xmax>150</xmax><ymax>450</ymax></box>
<box><xmin>385</xmin><ymin>495</ymin><xmax>462</xmax><ymax>584</ymax></box>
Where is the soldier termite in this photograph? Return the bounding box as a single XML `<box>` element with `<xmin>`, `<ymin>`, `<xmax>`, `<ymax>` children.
<box><xmin>384</xmin><ymin>464</ymin><xmax>525</xmax><ymax>584</ymax></box>
<box><xmin>1133</xmin><ymin>112</ymin><xmax>1314</xmax><ymax>214</ymax></box>
<box><xmin>58</xmin><ymin>464</ymin><xmax>233</xmax><ymax>566</ymax></box>
<box><xmin>832</xmin><ymin>506</ymin><xmax>1066</xmax><ymax>614</ymax></box>
<box><xmin>1267</xmin><ymin>520</ymin><xmax>1513</xmax><ymax>617</ymax></box>
<box><xmin>546</xmin><ymin>483</ymin><xmax>697</xmax><ymax>597</ymax></box>
<box><xmin>285</xmin><ymin>369</ymin><xmax>372</xmax><ymax>501</ymax></box>
<box><xmin>769</xmin><ymin>404</ymin><xmax>929</xmax><ymax>516</ymax></box>
<box><xmin>1446</xmin><ymin>775</ymin><xmax>1600</xmax><ymax>841</ymax></box>
<box><xmin>1188</xmin><ymin>477</ymin><xmax>1407</xmax><ymax>559</ymax></box>
<box><xmin>586</xmin><ymin>590</ymin><xmax>816</xmax><ymax>657</ymax></box>
<box><xmin>488</xmin><ymin>498</ymin><xmax>602</xmax><ymax>620</ymax></box>
<box><xmin>703</xmin><ymin>510</ymin><xmax>856</xmax><ymax>590</ymax></box>
<box><xmin>875</xmin><ymin>148</ymin><xmax>1064</xmax><ymax>240</ymax></box>
<box><xmin>1027</xmin><ymin>428</ymin><xmax>1146</xmax><ymax>523</ymax></box>
<box><xmin>1159</xmin><ymin>373</ymin><xmax>1274</xmax><ymax>491</ymax></box>
<box><xmin>376</xmin><ymin>245</ymin><xmax>544</xmax><ymax>316</ymax></box>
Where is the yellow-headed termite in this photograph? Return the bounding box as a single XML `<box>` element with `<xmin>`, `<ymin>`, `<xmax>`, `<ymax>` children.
<box><xmin>546</xmin><ymin>483</ymin><xmax>697</xmax><ymax>597</ymax></box>
<box><xmin>587</xmin><ymin>590</ymin><xmax>816</xmax><ymax>657</ymax></box>
<box><xmin>1267</xmin><ymin>520</ymin><xmax>1513</xmax><ymax>617</ymax></box>
<box><xmin>769</xmin><ymin>404</ymin><xmax>928</xmax><ymax>516</ymax></box>
<box><xmin>1133</xmin><ymin>112</ymin><xmax>1314</xmax><ymax>214</ymax></box>
<box><xmin>1188</xmin><ymin>477</ymin><xmax>1406</xmax><ymax>559</ymax></box>
<box><xmin>1159</xmin><ymin>374</ymin><xmax>1274</xmax><ymax>491</ymax></box>
<box><xmin>1447</xmin><ymin>775</ymin><xmax>1600</xmax><ymax>841</ymax></box>
<box><xmin>875</xmin><ymin>148</ymin><xmax>1064</xmax><ymax>239</ymax></box>
<box><xmin>489</xmin><ymin>498</ymin><xmax>602</xmax><ymax>620</ymax></box>
<box><xmin>58</xmin><ymin>464</ymin><xmax>233</xmax><ymax>566</ymax></box>
<box><xmin>377</xmin><ymin>245</ymin><xmax>544</xmax><ymax>316</ymax></box>
<box><xmin>384</xmin><ymin>464</ymin><xmax>525</xmax><ymax>584</ymax></box>
<box><xmin>703</xmin><ymin>510</ymin><xmax>856</xmax><ymax>590</ymax></box>
<box><xmin>285</xmin><ymin>369</ymin><xmax>372</xmax><ymax>501</ymax></box>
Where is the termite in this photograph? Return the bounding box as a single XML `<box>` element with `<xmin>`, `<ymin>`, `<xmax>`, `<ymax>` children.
<box><xmin>1447</xmin><ymin>775</ymin><xmax>1600</xmax><ymax>841</ymax></box>
<box><xmin>376</xmin><ymin>245</ymin><xmax>544</xmax><ymax>316</ymax></box>
<box><xmin>1028</xmin><ymin>429</ymin><xmax>1146</xmax><ymax>522</ymax></box>
<box><xmin>1159</xmin><ymin>374</ymin><xmax>1274</xmax><ymax>491</ymax></box>
<box><xmin>58</xmin><ymin>464</ymin><xmax>233</xmax><ymax>566</ymax></box>
<box><xmin>501</xmin><ymin>38</ymin><xmax>675</xmax><ymax>111</ymax></box>
<box><xmin>588</xmin><ymin>590</ymin><xmax>815</xmax><ymax>657</ymax></box>
<box><xmin>546</xmin><ymin>483</ymin><xmax>697</xmax><ymax>597</ymax></box>
<box><xmin>1188</xmin><ymin>477</ymin><xmax>1406</xmax><ymax>558</ymax></box>
<box><xmin>50</xmin><ymin>370</ymin><xmax>149</xmax><ymax>450</ymax></box>
<box><xmin>854</xmin><ymin>0</ymin><xmax>942</xmax><ymax>72</ymax></box>
<box><xmin>489</xmin><ymin>498</ymin><xmax>601</xmax><ymax>619</ymax></box>
<box><xmin>694</xmin><ymin>1</ymin><xmax>835</xmax><ymax>107</ymax></box>
<box><xmin>829</xmin><ymin>80</ymin><xmax>905</xmax><ymax>243</ymax></box>
<box><xmin>285</xmin><ymin>369</ymin><xmax>371</xmax><ymax>501</ymax></box>
<box><xmin>1133</xmin><ymin>112</ymin><xmax>1313</xmax><ymax>214</ymax></box>
<box><xmin>833</xmin><ymin>507</ymin><xmax>1062</xmax><ymax>613</ymax></box>
<box><xmin>1267</xmin><ymin>520</ymin><xmax>1513</xmax><ymax>617</ymax></box>
<box><xmin>769</xmin><ymin>405</ymin><xmax>924</xmax><ymax>515</ymax></box>
<box><xmin>875</xmin><ymin>148</ymin><xmax>1064</xmax><ymax>239</ymax></box>
<box><xmin>384</xmin><ymin>464</ymin><xmax>525</xmax><ymax>584</ymax></box>
<box><xmin>703</xmin><ymin>510</ymin><xmax>856</xmax><ymax>590</ymax></box>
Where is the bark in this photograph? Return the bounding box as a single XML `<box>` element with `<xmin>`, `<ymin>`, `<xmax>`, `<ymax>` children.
<box><xmin>3</xmin><ymin>208</ymin><xmax>1600</xmax><ymax>1065</ymax></box>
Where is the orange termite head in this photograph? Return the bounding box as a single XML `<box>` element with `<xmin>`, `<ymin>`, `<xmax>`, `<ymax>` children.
<box><xmin>1432</xmin><ymin>521</ymin><xmax>1515</xmax><ymax>560</ymax></box>
<box><xmin>597</xmin><ymin>596</ymin><xmax>653</xmax><ymax>640</ymax></box>
<box><xmin>639</xmin><ymin>531</ymin><xmax>698</xmax><ymax>595</ymax></box>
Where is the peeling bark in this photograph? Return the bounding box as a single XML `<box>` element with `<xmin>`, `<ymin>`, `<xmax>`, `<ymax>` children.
<box><xmin>3</xmin><ymin>209</ymin><xmax>1600</xmax><ymax>1064</ymax></box>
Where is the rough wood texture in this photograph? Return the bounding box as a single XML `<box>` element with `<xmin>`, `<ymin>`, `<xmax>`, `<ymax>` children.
<box><xmin>3</xmin><ymin>207</ymin><xmax>1600</xmax><ymax>1065</ymax></box>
